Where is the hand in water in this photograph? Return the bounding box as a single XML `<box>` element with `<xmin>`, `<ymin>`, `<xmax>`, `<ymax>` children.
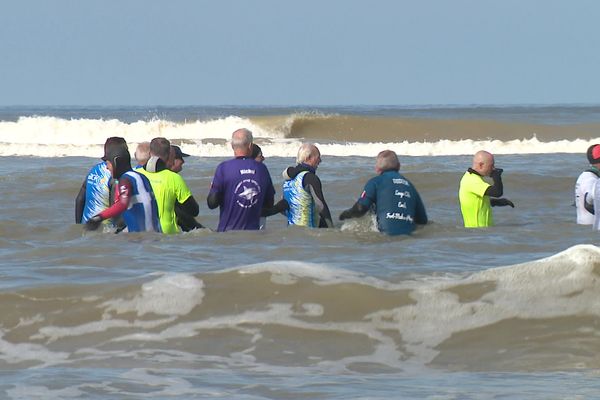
<box><xmin>84</xmin><ymin>215</ymin><xmax>103</xmax><ymax>231</ymax></box>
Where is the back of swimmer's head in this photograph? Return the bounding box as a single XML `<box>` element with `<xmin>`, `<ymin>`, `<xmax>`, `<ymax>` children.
<box><xmin>102</xmin><ymin>137</ymin><xmax>128</xmax><ymax>161</ymax></box>
<box><xmin>105</xmin><ymin>146</ymin><xmax>132</xmax><ymax>179</ymax></box>
<box><xmin>296</xmin><ymin>143</ymin><xmax>320</xmax><ymax>165</ymax></box>
<box><xmin>375</xmin><ymin>150</ymin><xmax>400</xmax><ymax>174</ymax></box>
<box><xmin>231</xmin><ymin>129</ymin><xmax>253</xmax><ymax>156</ymax></box>
<box><xmin>150</xmin><ymin>137</ymin><xmax>171</xmax><ymax>161</ymax></box>
<box><xmin>135</xmin><ymin>141</ymin><xmax>151</xmax><ymax>165</ymax></box>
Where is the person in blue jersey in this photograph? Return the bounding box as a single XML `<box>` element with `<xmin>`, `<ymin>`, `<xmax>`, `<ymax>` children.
<box><xmin>282</xmin><ymin>143</ymin><xmax>334</xmax><ymax>228</ymax></box>
<box><xmin>85</xmin><ymin>146</ymin><xmax>161</xmax><ymax>233</ymax></box>
<box><xmin>339</xmin><ymin>150</ymin><xmax>428</xmax><ymax>235</ymax></box>
<box><xmin>207</xmin><ymin>128</ymin><xmax>276</xmax><ymax>232</ymax></box>
<box><xmin>75</xmin><ymin>137</ymin><xmax>128</xmax><ymax>224</ymax></box>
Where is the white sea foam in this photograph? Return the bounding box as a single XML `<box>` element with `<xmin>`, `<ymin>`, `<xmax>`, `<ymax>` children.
<box><xmin>6</xmin><ymin>385</ymin><xmax>83</xmax><ymax>400</ymax></box>
<box><xmin>234</xmin><ymin>260</ymin><xmax>396</xmax><ymax>288</ymax></box>
<box><xmin>5</xmin><ymin>247</ymin><xmax>600</xmax><ymax>371</ymax></box>
<box><xmin>374</xmin><ymin>244</ymin><xmax>600</xmax><ymax>365</ymax></box>
<box><xmin>102</xmin><ymin>273</ymin><xmax>205</xmax><ymax>317</ymax></box>
<box><xmin>0</xmin><ymin>116</ymin><xmax>598</xmax><ymax>157</ymax></box>
<box><xmin>0</xmin><ymin>331</ymin><xmax>69</xmax><ymax>366</ymax></box>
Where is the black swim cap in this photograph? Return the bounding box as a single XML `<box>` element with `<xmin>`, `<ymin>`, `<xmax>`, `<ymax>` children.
<box><xmin>250</xmin><ymin>143</ymin><xmax>262</xmax><ymax>159</ymax></box>
<box><xmin>587</xmin><ymin>144</ymin><xmax>600</xmax><ymax>164</ymax></box>
<box><xmin>102</xmin><ymin>137</ymin><xmax>128</xmax><ymax>161</ymax></box>
<box><xmin>105</xmin><ymin>146</ymin><xmax>132</xmax><ymax>179</ymax></box>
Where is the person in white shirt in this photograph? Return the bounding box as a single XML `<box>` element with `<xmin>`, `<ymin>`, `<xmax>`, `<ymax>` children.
<box><xmin>575</xmin><ymin>144</ymin><xmax>600</xmax><ymax>225</ymax></box>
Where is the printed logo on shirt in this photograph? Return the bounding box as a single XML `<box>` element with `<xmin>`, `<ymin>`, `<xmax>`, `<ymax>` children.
<box><xmin>394</xmin><ymin>190</ymin><xmax>411</xmax><ymax>198</ymax></box>
<box><xmin>235</xmin><ymin>179</ymin><xmax>261</xmax><ymax>208</ymax></box>
<box><xmin>88</xmin><ymin>172</ymin><xmax>107</xmax><ymax>185</ymax></box>
<box><xmin>386</xmin><ymin>212</ymin><xmax>413</xmax><ymax>222</ymax></box>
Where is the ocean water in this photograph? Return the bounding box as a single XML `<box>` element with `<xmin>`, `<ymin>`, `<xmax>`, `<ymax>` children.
<box><xmin>1</xmin><ymin>105</ymin><xmax>600</xmax><ymax>399</ymax></box>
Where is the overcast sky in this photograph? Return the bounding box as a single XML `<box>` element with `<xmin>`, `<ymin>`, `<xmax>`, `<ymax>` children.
<box><xmin>1</xmin><ymin>0</ymin><xmax>599</xmax><ymax>106</ymax></box>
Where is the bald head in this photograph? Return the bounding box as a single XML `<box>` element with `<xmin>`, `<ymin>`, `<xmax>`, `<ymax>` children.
<box><xmin>472</xmin><ymin>150</ymin><xmax>495</xmax><ymax>176</ymax></box>
<box><xmin>231</xmin><ymin>128</ymin><xmax>253</xmax><ymax>157</ymax></box>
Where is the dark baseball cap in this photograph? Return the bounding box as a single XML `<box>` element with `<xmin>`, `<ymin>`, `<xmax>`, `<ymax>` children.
<box><xmin>171</xmin><ymin>145</ymin><xmax>190</xmax><ymax>160</ymax></box>
<box><xmin>102</xmin><ymin>137</ymin><xmax>128</xmax><ymax>161</ymax></box>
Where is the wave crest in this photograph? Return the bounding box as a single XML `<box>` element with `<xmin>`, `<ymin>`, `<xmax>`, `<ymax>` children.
<box><xmin>1</xmin><ymin>114</ymin><xmax>600</xmax><ymax>157</ymax></box>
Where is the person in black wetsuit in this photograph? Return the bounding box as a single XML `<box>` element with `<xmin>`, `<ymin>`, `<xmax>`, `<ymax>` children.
<box><xmin>250</xmin><ymin>143</ymin><xmax>288</xmax><ymax>226</ymax></box>
<box><xmin>282</xmin><ymin>143</ymin><xmax>333</xmax><ymax>228</ymax></box>
<box><xmin>250</xmin><ymin>143</ymin><xmax>265</xmax><ymax>163</ymax></box>
<box><xmin>165</xmin><ymin>144</ymin><xmax>205</xmax><ymax>232</ymax></box>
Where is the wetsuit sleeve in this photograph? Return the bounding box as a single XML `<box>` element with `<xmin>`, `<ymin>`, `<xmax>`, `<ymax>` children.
<box><xmin>340</xmin><ymin>179</ymin><xmax>374</xmax><ymax>220</ymax></box>
<box><xmin>207</xmin><ymin>165</ymin><xmax>223</xmax><ymax>209</ymax></box>
<box><xmin>490</xmin><ymin>198</ymin><xmax>515</xmax><ymax>208</ymax></box>
<box><xmin>263</xmin><ymin>166</ymin><xmax>275</xmax><ymax>209</ymax></box>
<box><xmin>175</xmin><ymin>201</ymin><xmax>204</xmax><ymax>231</ymax></box>
<box><xmin>98</xmin><ymin>177</ymin><xmax>131</xmax><ymax>220</ymax></box>
<box><xmin>339</xmin><ymin>202</ymin><xmax>369</xmax><ymax>220</ymax></box>
<box><xmin>179</xmin><ymin>196</ymin><xmax>199</xmax><ymax>217</ymax></box>
<box><xmin>207</xmin><ymin>192</ymin><xmax>221</xmax><ymax>209</ymax></box>
<box><xmin>75</xmin><ymin>179</ymin><xmax>86</xmax><ymax>223</ymax></box>
<box><xmin>484</xmin><ymin>169</ymin><xmax>504</xmax><ymax>198</ymax></box>
<box><xmin>261</xmin><ymin>199</ymin><xmax>289</xmax><ymax>217</ymax></box>
<box><xmin>303</xmin><ymin>172</ymin><xmax>333</xmax><ymax>228</ymax></box>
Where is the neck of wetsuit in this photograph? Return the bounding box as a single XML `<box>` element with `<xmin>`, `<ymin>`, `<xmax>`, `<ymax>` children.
<box><xmin>299</xmin><ymin>163</ymin><xmax>316</xmax><ymax>174</ymax></box>
<box><xmin>467</xmin><ymin>167</ymin><xmax>482</xmax><ymax>177</ymax></box>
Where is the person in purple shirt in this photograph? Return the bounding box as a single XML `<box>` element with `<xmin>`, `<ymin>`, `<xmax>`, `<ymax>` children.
<box><xmin>207</xmin><ymin>128</ymin><xmax>276</xmax><ymax>232</ymax></box>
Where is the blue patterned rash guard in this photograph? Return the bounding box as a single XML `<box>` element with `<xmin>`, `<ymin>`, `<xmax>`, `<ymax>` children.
<box><xmin>357</xmin><ymin>170</ymin><xmax>428</xmax><ymax>235</ymax></box>
<box><xmin>283</xmin><ymin>171</ymin><xmax>318</xmax><ymax>227</ymax></box>
<box><xmin>81</xmin><ymin>162</ymin><xmax>112</xmax><ymax>223</ymax></box>
<box><xmin>280</xmin><ymin>164</ymin><xmax>334</xmax><ymax>228</ymax></box>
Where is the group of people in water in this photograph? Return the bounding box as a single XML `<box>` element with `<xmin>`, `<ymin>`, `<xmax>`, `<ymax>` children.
<box><xmin>76</xmin><ymin>127</ymin><xmax>521</xmax><ymax>235</ymax></box>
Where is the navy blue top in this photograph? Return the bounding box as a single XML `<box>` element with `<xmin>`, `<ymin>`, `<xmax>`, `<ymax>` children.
<box><xmin>209</xmin><ymin>157</ymin><xmax>275</xmax><ymax>232</ymax></box>
<box><xmin>357</xmin><ymin>170</ymin><xmax>427</xmax><ymax>235</ymax></box>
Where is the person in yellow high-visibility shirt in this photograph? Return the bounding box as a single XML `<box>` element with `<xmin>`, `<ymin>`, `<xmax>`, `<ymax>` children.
<box><xmin>459</xmin><ymin>150</ymin><xmax>514</xmax><ymax>228</ymax></box>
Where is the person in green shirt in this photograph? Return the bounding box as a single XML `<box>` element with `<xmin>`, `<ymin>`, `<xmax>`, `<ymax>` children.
<box><xmin>137</xmin><ymin>137</ymin><xmax>200</xmax><ymax>234</ymax></box>
<box><xmin>459</xmin><ymin>150</ymin><xmax>514</xmax><ymax>228</ymax></box>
